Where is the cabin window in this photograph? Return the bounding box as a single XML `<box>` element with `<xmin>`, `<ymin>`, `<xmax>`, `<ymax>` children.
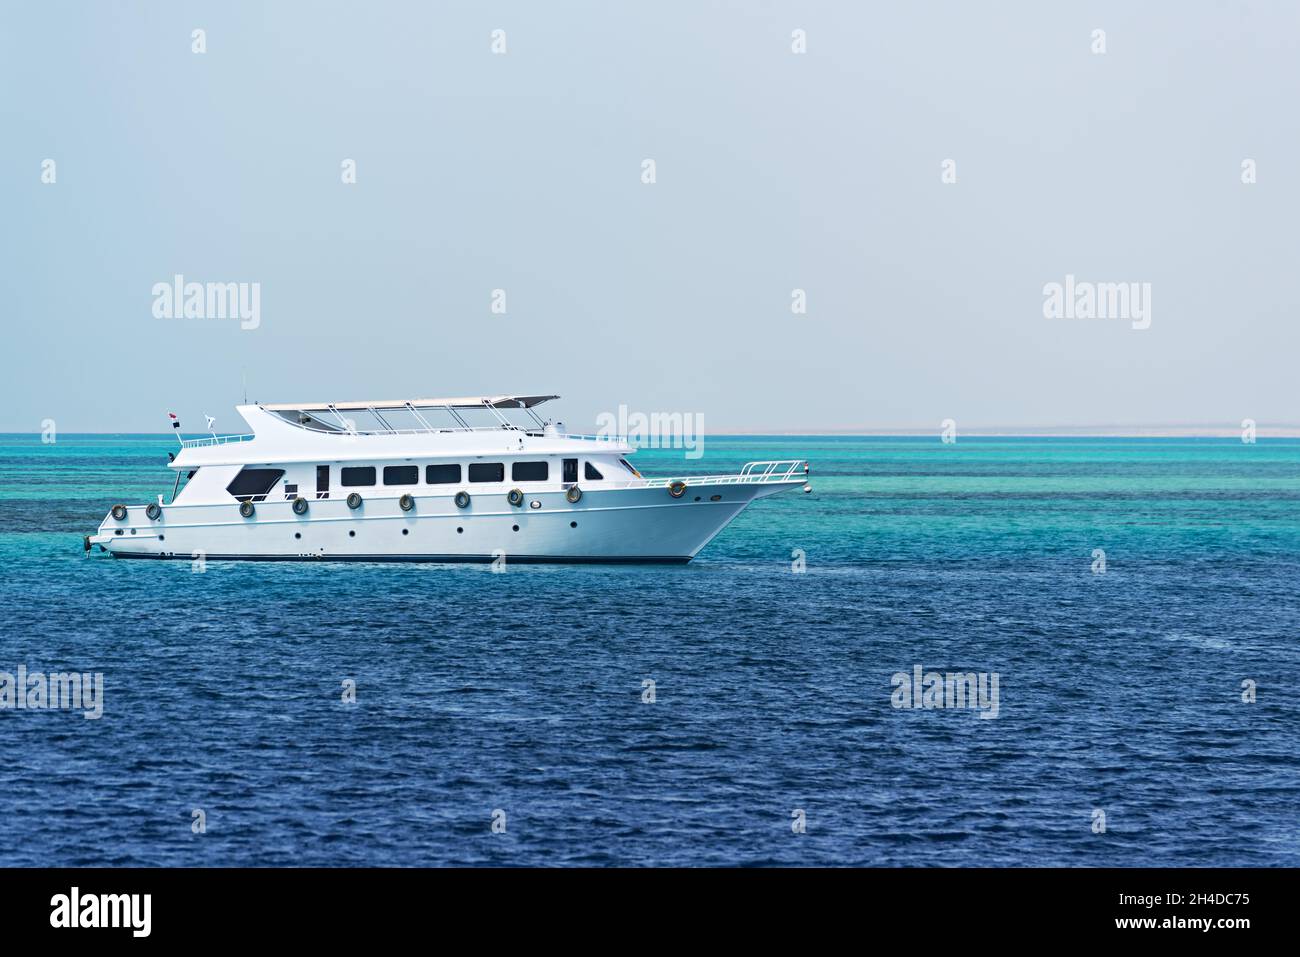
<box><xmin>584</xmin><ymin>462</ymin><xmax>604</xmax><ymax>480</ymax></box>
<box><xmin>383</xmin><ymin>465</ymin><xmax>419</xmax><ymax>486</ymax></box>
<box><xmin>426</xmin><ymin>464</ymin><xmax>461</xmax><ymax>484</ymax></box>
<box><xmin>341</xmin><ymin>466</ymin><xmax>376</xmax><ymax>487</ymax></box>
<box><xmin>563</xmin><ymin>458</ymin><xmax>578</xmax><ymax>483</ymax></box>
<box><xmin>469</xmin><ymin>463</ymin><xmax>505</xmax><ymax>483</ymax></box>
<box><xmin>284</xmin><ymin>483</ymin><xmax>299</xmax><ymax>501</ymax></box>
<box><xmin>226</xmin><ymin>468</ymin><xmax>285</xmax><ymax>502</ymax></box>
<box><xmin>511</xmin><ymin>461</ymin><xmax>548</xmax><ymax>482</ymax></box>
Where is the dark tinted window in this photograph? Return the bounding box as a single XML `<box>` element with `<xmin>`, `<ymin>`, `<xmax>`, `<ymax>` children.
<box><xmin>584</xmin><ymin>462</ymin><xmax>604</xmax><ymax>480</ymax></box>
<box><xmin>226</xmin><ymin>468</ymin><xmax>285</xmax><ymax>501</ymax></box>
<box><xmin>563</xmin><ymin>458</ymin><xmax>578</xmax><ymax>483</ymax></box>
<box><xmin>469</xmin><ymin>462</ymin><xmax>505</xmax><ymax>483</ymax></box>
<box><xmin>512</xmin><ymin>461</ymin><xmax>548</xmax><ymax>482</ymax></box>
<box><xmin>341</xmin><ymin>466</ymin><xmax>376</xmax><ymax>487</ymax></box>
<box><xmin>426</xmin><ymin>464</ymin><xmax>461</xmax><ymax>484</ymax></box>
<box><xmin>383</xmin><ymin>465</ymin><xmax>418</xmax><ymax>486</ymax></box>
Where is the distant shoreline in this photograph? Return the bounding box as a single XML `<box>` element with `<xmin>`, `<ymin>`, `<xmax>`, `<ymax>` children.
<box><xmin>724</xmin><ymin>427</ymin><xmax>1300</xmax><ymax>438</ymax></box>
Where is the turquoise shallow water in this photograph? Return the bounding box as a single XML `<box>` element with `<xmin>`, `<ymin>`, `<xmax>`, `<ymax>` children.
<box><xmin>0</xmin><ymin>434</ymin><xmax>1297</xmax><ymax>865</ymax></box>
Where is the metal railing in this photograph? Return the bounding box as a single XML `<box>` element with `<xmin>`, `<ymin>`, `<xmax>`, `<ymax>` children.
<box><xmin>530</xmin><ymin>431</ymin><xmax>629</xmax><ymax>444</ymax></box>
<box><xmin>182</xmin><ymin>429</ymin><xmax>630</xmax><ymax>447</ymax></box>
<box><xmin>640</xmin><ymin>460</ymin><xmax>807</xmax><ymax>488</ymax></box>
<box><xmin>291</xmin><ymin>424</ymin><xmax>525</xmax><ymax>437</ymax></box>
<box><xmin>179</xmin><ymin>433</ymin><xmax>256</xmax><ymax>448</ymax></box>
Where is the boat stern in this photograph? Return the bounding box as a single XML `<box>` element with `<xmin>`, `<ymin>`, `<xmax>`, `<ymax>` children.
<box><xmin>86</xmin><ymin>503</ymin><xmax>168</xmax><ymax>557</ymax></box>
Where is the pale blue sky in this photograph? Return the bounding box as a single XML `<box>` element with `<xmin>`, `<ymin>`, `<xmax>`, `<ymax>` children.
<box><xmin>3</xmin><ymin>1</ymin><xmax>1297</xmax><ymax>432</ymax></box>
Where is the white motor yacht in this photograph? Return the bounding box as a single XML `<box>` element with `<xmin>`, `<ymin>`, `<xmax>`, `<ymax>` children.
<box><xmin>86</xmin><ymin>395</ymin><xmax>809</xmax><ymax>563</ymax></box>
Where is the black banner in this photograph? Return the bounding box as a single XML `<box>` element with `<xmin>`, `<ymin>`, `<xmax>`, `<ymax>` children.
<box><xmin>0</xmin><ymin>867</ymin><xmax>1282</xmax><ymax>942</ymax></box>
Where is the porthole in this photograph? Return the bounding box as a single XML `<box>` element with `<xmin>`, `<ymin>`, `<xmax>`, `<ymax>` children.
<box><xmin>294</xmin><ymin>532</ymin><xmax>302</xmax><ymax>540</ymax></box>
<box><xmin>401</xmin><ymin>529</ymin><xmax>409</xmax><ymax>536</ymax></box>
<box><xmin>457</xmin><ymin>527</ymin><xmax>464</xmax><ymax>534</ymax></box>
<box><xmin>130</xmin><ymin>528</ymin><xmax>137</xmax><ymax>535</ymax></box>
<box><xmin>158</xmin><ymin>534</ymin><xmax>165</xmax><ymax>541</ymax></box>
<box><xmin>348</xmin><ymin>530</ymin><xmax>356</xmax><ymax>538</ymax></box>
<box><xmin>694</xmin><ymin>496</ymin><xmax>701</xmax><ymax>502</ymax></box>
<box><xmin>570</xmin><ymin>521</ymin><xmax>577</xmax><ymax>528</ymax></box>
<box><xmin>710</xmin><ymin>494</ymin><xmax>722</xmax><ymax>501</ymax></box>
<box><xmin>115</xmin><ymin>529</ymin><xmax>123</xmax><ymax>536</ymax></box>
<box><xmin>512</xmin><ymin>525</ymin><xmax>519</xmax><ymax>532</ymax></box>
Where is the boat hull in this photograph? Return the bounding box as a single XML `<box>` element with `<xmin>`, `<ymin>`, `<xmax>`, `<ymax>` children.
<box><xmin>89</xmin><ymin>481</ymin><xmax>800</xmax><ymax>564</ymax></box>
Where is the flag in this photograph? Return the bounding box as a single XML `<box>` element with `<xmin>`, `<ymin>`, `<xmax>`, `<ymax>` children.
<box><xmin>168</xmin><ymin>412</ymin><xmax>180</xmax><ymax>430</ymax></box>
<box><xmin>205</xmin><ymin>415</ymin><xmax>215</xmax><ymax>431</ymax></box>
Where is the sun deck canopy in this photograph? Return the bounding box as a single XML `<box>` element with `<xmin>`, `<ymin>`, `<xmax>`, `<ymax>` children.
<box><xmin>260</xmin><ymin>395</ymin><xmax>558</xmax><ymax>412</ymax></box>
<box><xmin>252</xmin><ymin>395</ymin><xmax>561</xmax><ymax>437</ymax></box>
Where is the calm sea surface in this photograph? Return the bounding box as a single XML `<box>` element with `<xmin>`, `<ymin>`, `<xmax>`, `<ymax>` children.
<box><xmin>0</xmin><ymin>434</ymin><xmax>1297</xmax><ymax>866</ymax></box>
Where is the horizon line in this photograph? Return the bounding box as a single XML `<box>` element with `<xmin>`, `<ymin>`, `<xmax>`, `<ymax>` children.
<box><xmin>6</xmin><ymin>426</ymin><xmax>1299</xmax><ymax>439</ymax></box>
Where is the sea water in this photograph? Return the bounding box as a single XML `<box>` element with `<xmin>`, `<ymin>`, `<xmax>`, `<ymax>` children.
<box><xmin>0</xmin><ymin>435</ymin><xmax>1296</xmax><ymax>865</ymax></box>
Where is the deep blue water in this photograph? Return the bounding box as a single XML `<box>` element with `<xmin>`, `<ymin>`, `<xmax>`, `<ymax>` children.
<box><xmin>0</xmin><ymin>434</ymin><xmax>1297</xmax><ymax>866</ymax></box>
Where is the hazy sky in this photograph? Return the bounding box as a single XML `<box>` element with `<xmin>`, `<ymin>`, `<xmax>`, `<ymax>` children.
<box><xmin>3</xmin><ymin>1</ymin><xmax>1297</xmax><ymax>432</ymax></box>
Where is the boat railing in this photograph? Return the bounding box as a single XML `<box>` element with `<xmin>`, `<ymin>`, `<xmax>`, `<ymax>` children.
<box><xmin>640</xmin><ymin>460</ymin><xmax>808</xmax><ymax>488</ymax></box>
<box><xmin>293</xmin><ymin>424</ymin><xmax>528</xmax><ymax>437</ymax></box>
<box><xmin>539</xmin><ymin>432</ymin><xmax>629</xmax><ymax>444</ymax></box>
<box><xmin>179</xmin><ymin>433</ymin><xmax>256</xmax><ymax>449</ymax></box>
<box><xmin>180</xmin><ymin>428</ymin><xmax>629</xmax><ymax>447</ymax></box>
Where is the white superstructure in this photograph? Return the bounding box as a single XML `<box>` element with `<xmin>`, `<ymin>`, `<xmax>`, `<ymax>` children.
<box><xmin>86</xmin><ymin>395</ymin><xmax>809</xmax><ymax>563</ymax></box>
